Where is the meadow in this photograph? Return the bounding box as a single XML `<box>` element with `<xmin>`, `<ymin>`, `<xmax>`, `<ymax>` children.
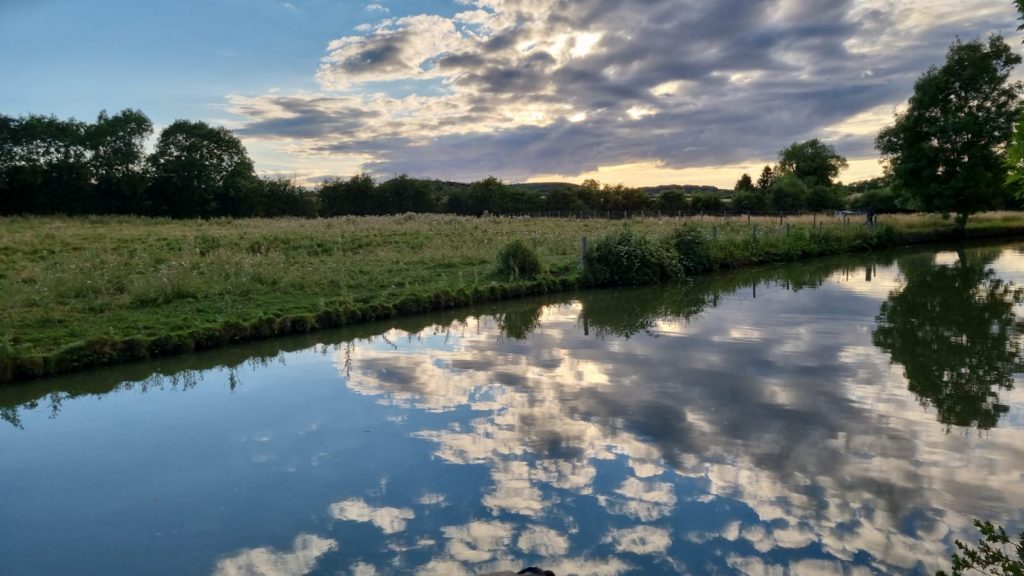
<box><xmin>3</xmin><ymin>211</ymin><xmax>1024</xmax><ymax>383</ymax></box>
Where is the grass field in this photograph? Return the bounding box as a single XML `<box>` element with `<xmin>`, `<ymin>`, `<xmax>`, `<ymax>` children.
<box><xmin>3</xmin><ymin>211</ymin><xmax>1024</xmax><ymax>383</ymax></box>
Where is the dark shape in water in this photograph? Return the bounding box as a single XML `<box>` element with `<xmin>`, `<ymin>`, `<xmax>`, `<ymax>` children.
<box><xmin>873</xmin><ymin>248</ymin><xmax>1024</xmax><ymax>430</ymax></box>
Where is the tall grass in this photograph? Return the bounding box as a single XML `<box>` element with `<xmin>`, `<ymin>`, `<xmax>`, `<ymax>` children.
<box><xmin>3</xmin><ymin>211</ymin><xmax>1024</xmax><ymax>383</ymax></box>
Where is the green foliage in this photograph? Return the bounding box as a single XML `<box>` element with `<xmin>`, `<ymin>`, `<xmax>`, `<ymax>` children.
<box><xmin>468</xmin><ymin>176</ymin><xmax>512</xmax><ymax>215</ymax></box>
<box><xmin>495</xmin><ymin>239</ymin><xmax>544</xmax><ymax>281</ymax></box>
<box><xmin>937</xmin><ymin>520</ymin><xmax>1024</xmax><ymax>576</ymax></box>
<box><xmin>86</xmin><ymin>109</ymin><xmax>153</xmax><ymax>214</ymax></box>
<box><xmin>734</xmin><ymin>173</ymin><xmax>754</xmax><ymax>192</ymax></box>
<box><xmin>756</xmin><ymin>165</ymin><xmax>776</xmax><ymax>191</ymax></box>
<box><xmin>778</xmin><ymin>139</ymin><xmax>848</xmax><ymax>187</ymax></box>
<box><xmin>805</xmin><ymin>185</ymin><xmax>844</xmax><ymax>212</ymax></box>
<box><xmin>582</xmin><ymin>229</ymin><xmax>680</xmax><ymax>286</ymax></box>
<box><xmin>146</xmin><ymin>120</ymin><xmax>260</xmax><ymax>218</ymax></box>
<box><xmin>879</xmin><ymin>35</ymin><xmax>1022</xmax><ymax>229</ymax></box>
<box><xmin>377</xmin><ymin>174</ymin><xmax>438</xmax><ymax>213</ymax></box>
<box><xmin>850</xmin><ymin>187</ymin><xmax>901</xmax><ymax>212</ymax></box>
<box><xmin>259</xmin><ymin>178</ymin><xmax>318</xmax><ymax>217</ymax></box>
<box><xmin>731</xmin><ymin>189</ymin><xmax>769</xmax><ymax>213</ymax></box>
<box><xmin>0</xmin><ymin>113</ymin><xmax>92</xmax><ymax>214</ymax></box>
<box><xmin>690</xmin><ymin>192</ymin><xmax>725</xmax><ymax>213</ymax></box>
<box><xmin>769</xmin><ymin>173</ymin><xmax>808</xmax><ymax>212</ymax></box>
<box><xmin>668</xmin><ymin>225</ymin><xmax>713</xmax><ymax>276</ymax></box>
<box><xmin>656</xmin><ymin>189</ymin><xmax>689</xmax><ymax>212</ymax></box>
<box><xmin>319</xmin><ymin>174</ymin><xmax>376</xmax><ymax>216</ymax></box>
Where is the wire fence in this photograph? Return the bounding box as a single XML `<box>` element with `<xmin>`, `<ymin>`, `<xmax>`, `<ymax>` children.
<box><xmin>486</xmin><ymin>209</ymin><xmax>880</xmax><ymax>227</ymax></box>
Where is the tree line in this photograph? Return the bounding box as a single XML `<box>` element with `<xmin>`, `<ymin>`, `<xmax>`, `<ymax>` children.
<box><xmin>0</xmin><ymin>110</ymin><xmax>841</xmax><ymax>219</ymax></box>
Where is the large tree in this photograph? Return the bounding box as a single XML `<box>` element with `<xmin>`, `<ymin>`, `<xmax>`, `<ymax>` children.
<box><xmin>86</xmin><ymin>109</ymin><xmax>152</xmax><ymax>214</ymax></box>
<box><xmin>877</xmin><ymin>35</ymin><xmax>1021</xmax><ymax>229</ymax></box>
<box><xmin>777</xmin><ymin>139</ymin><xmax>847</xmax><ymax>187</ymax></box>
<box><xmin>146</xmin><ymin>120</ymin><xmax>259</xmax><ymax>218</ymax></box>
<box><xmin>0</xmin><ymin>114</ymin><xmax>91</xmax><ymax>214</ymax></box>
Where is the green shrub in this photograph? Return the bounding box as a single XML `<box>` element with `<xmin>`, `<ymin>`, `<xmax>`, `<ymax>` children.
<box><xmin>583</xmin><ymin>229</ymin><xmax>679</xmax><ymax>286</ymax></box>
<box><xmin>495</xmin><ymin>239</ymin><xmax>544</xmax><ymax>281</ymax></box>
<box><xmin>669</xmin><ymin>225</ymin><xmax>713</xmax><ymax>276</ymax></box>
<box><xmin>937</xmin><ymin>520</ymin><xmax>1024</xmax><ymax>576</ymax></box>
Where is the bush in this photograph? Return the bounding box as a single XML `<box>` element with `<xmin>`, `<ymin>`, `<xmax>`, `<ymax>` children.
<box><xmin>937</xmin><ymin>520</ymin><xmax>1024</xmax><ymax>576</ymax></box>
<box><xmin>583</xmin><ymin>229</ymin><xmax>679</xmax><ymax>286</ymax></box>
<box><xmin>495</xmin><ymin>239</ymin><xmax>543</xmax><ymax>281</ymax></box>
<box><xmin>668</xmin><ymin>225</ymin><xmax>713</xmax><ymax>276</ymax></box>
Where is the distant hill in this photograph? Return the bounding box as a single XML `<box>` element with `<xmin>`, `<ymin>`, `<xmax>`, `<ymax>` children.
<box><xmin>637</xmin><ymin>184</ymin><xmax>729</xmax><ymax>195</ymax></box>
<box><xmin>510</xmin><ymin>182</ymin><xmax>581</xmax><ymax>192</ymax></box>
<box><xmin>511</xmin><ymin>182</ymin><xmax>728</xmax><ymax>195</ymax></box>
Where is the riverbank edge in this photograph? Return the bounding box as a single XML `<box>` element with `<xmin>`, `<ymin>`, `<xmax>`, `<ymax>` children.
<box><xmin>3</xmin><ymin>223</ymin><xmax>1023</xmax><ymax>385</ymax></box>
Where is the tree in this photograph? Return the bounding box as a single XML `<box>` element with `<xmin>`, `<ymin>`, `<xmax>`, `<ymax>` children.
<box><xmin>734</xmin><ymin>173</ymin><xmax>754</xmax><ymax>192</ymax></box>
<box><xmin>805</xmin><ymin>185</ymin><xmax>844</xmax><ymax>212</ymax></box>
<box><xmin>768</xmin><ymin>173</ymin><xmax>807</xmax><ymax>212</ymax></box>
<box><xmin>731</xmin><ymin>188</ymin><xmax>768</xmax><ymax>213</ymax></box>
<box><xmin>878</xmin><ymin>35</ymin><xmax>1021</xmax><ymax>229</ymax></box>
<box><xmin>690</xmin><ymin>192</ymin><xmax>724</xmax><ymax>213</ymax></box>
<box><xmin>377</xmin><ymin>175</ymin><xmax>438</xmax><ymax>214</ymax></box>
<box><xmin>544</xmin><ymin>186</ymin><xmax>587</xmax><ymax>212</ymax></box>
<box><xmin>656</xmin><ymin>189</ymin><xmax>689</xmax><ymax>212</ymax></box>
<box><xmin>0</xmin><ymin>114</ymin><xmax>91</xmax><ymax>214</ymax></box>
<box><xmin>1016</xmin><ymin>0</ymin><xmax>1024</xmax><ymax>36</ymax></box>
<box><xmin>86</xmin><ymin>109</ymin><xmax>152</xmax><ymax>214</ymax></box>
<box><xmin>146</xmin><ymin>120</ymin><xmax>259</xmax><ymax>218</ymax></box>
<box><xmin>319</xmin><ymin>174</ymin><xmax>376</xmax><ymax>216</ymax></box>
<box><xmin>937</xmin><ymin>520</ymin><xmax>1024</xmax><ymax>576</ymax></box>
<box><xmin>777</xmin><ymin>139</ymin><xmax>848</xmax><ymax>187</ymax></box>
<box><xmin>260</xmin><ymin>177</ymin><xmax>317</xmax><ymax>217</ymax></box>
<box><xmin>756</xmin><ymin>165</ymin><xmax>776</xmax><ymax>191</ymax></box>
<box><xmin>467</xmin><ymin>176</ymin><xmax>510</xmax><ymax>215</ymax></box>
<box><xmin>873</xmin><ymin>249</ymin><xmax>1024</xmax><ymax>430</ymax></box>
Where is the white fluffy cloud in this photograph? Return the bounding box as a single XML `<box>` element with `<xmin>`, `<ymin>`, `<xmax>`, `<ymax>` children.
<box><xmin>213</xmin><ymin>534</ymin><xmax>337</xmax><ymax>576</ymax></box>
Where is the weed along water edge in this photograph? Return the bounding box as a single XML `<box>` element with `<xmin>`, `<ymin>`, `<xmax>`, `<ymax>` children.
<box><xmin>4</xmin><ymin>212</ymin><xmax>1024</xmax><ymax>383</ymax></box>
<box><xmin>2</xmin><ymin>242</ymin><xmax>1024</xmax><ymax>575</ymax></box>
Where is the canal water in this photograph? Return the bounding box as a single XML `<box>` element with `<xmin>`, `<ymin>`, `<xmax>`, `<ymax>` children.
<box><xmin>3</xmin><ymin>243</ymin><xmax>1024</xmax><ymax>575</ymax></box>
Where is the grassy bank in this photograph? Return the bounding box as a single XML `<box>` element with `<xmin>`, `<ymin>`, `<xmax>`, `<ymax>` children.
<box><xmin>3</xmin><ymin>212</ymin><xmax>1024</xmax><ymax>384</ymax></box>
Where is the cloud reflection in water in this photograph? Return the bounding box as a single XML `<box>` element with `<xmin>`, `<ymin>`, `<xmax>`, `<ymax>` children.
<box><xmin>334</xmin><ymin>253</ymin><xmax>1024</xmax><ymax>574</ymax></box>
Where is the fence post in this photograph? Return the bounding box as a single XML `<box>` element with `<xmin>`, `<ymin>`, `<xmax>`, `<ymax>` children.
<box><xmin>712</xmin><ymin>225</ymin><xmax>717</xmax><ymax>240</ymax></box>
<box><xmin>580</xmin><ymin>237</ymin><xmax>588</xmax><ymax>271</ymax></box>
<box><xmin>752</xmin><ymin>225</ymin><xmax>758</xmax><ymax>243</ymax></box>
<box><xmin>747</xmin><ymin>213</ymin><xmax>751</xmax><ymax>225</ymax></box>
<box><xmin>786</xmin><ymin>223</ymin><xmax>790</xmax><ymax>236</ymax></box>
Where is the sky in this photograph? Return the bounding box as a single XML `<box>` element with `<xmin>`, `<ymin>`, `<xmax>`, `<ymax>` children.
<box><xmin>0</xmin><ymin>0</ymin><xmax>1019</xmax><ymax>188</ymax></box>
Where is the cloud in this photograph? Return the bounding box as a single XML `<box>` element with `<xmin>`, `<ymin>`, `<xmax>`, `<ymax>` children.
<box><xmin>517</xmin><ymin>525</ymin><xmax>570</xmax><ymax>556</ymax></box>
<box><xmin>330</xmin><ymin>258</ymin><xmax>1024</xmax><ymax>573</ymax></box>
<box><xmin>328</xmin><ymin>498</ymin><xmax>415</xmax><ymax>534</ymax></box>
<box><xmin>213</xmin><ymin>534</ymin><xmax>337</xmax><ymax>576</ymax></box>
<box><xmin>602</xmin><ymin>526</ymin><xmax>672</xmax><ymax>555</ymax></box>
<box><xmin>229</xmin><ymin>0</ymin><xmax>1017</xmax><ymax>183</ymax></box>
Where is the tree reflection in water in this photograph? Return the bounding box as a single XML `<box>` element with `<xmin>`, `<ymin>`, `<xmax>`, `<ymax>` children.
<box><xmin>874</xmin><ymin>249</ymin><xmax>1024</xmax><ymax>430</ymax></box>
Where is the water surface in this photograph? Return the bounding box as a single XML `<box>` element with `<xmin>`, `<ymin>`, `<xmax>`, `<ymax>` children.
<box><xmin>3</xmin><ymin>243</ymin><xmax>1024</xmax><ymax>575</ymax></box>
